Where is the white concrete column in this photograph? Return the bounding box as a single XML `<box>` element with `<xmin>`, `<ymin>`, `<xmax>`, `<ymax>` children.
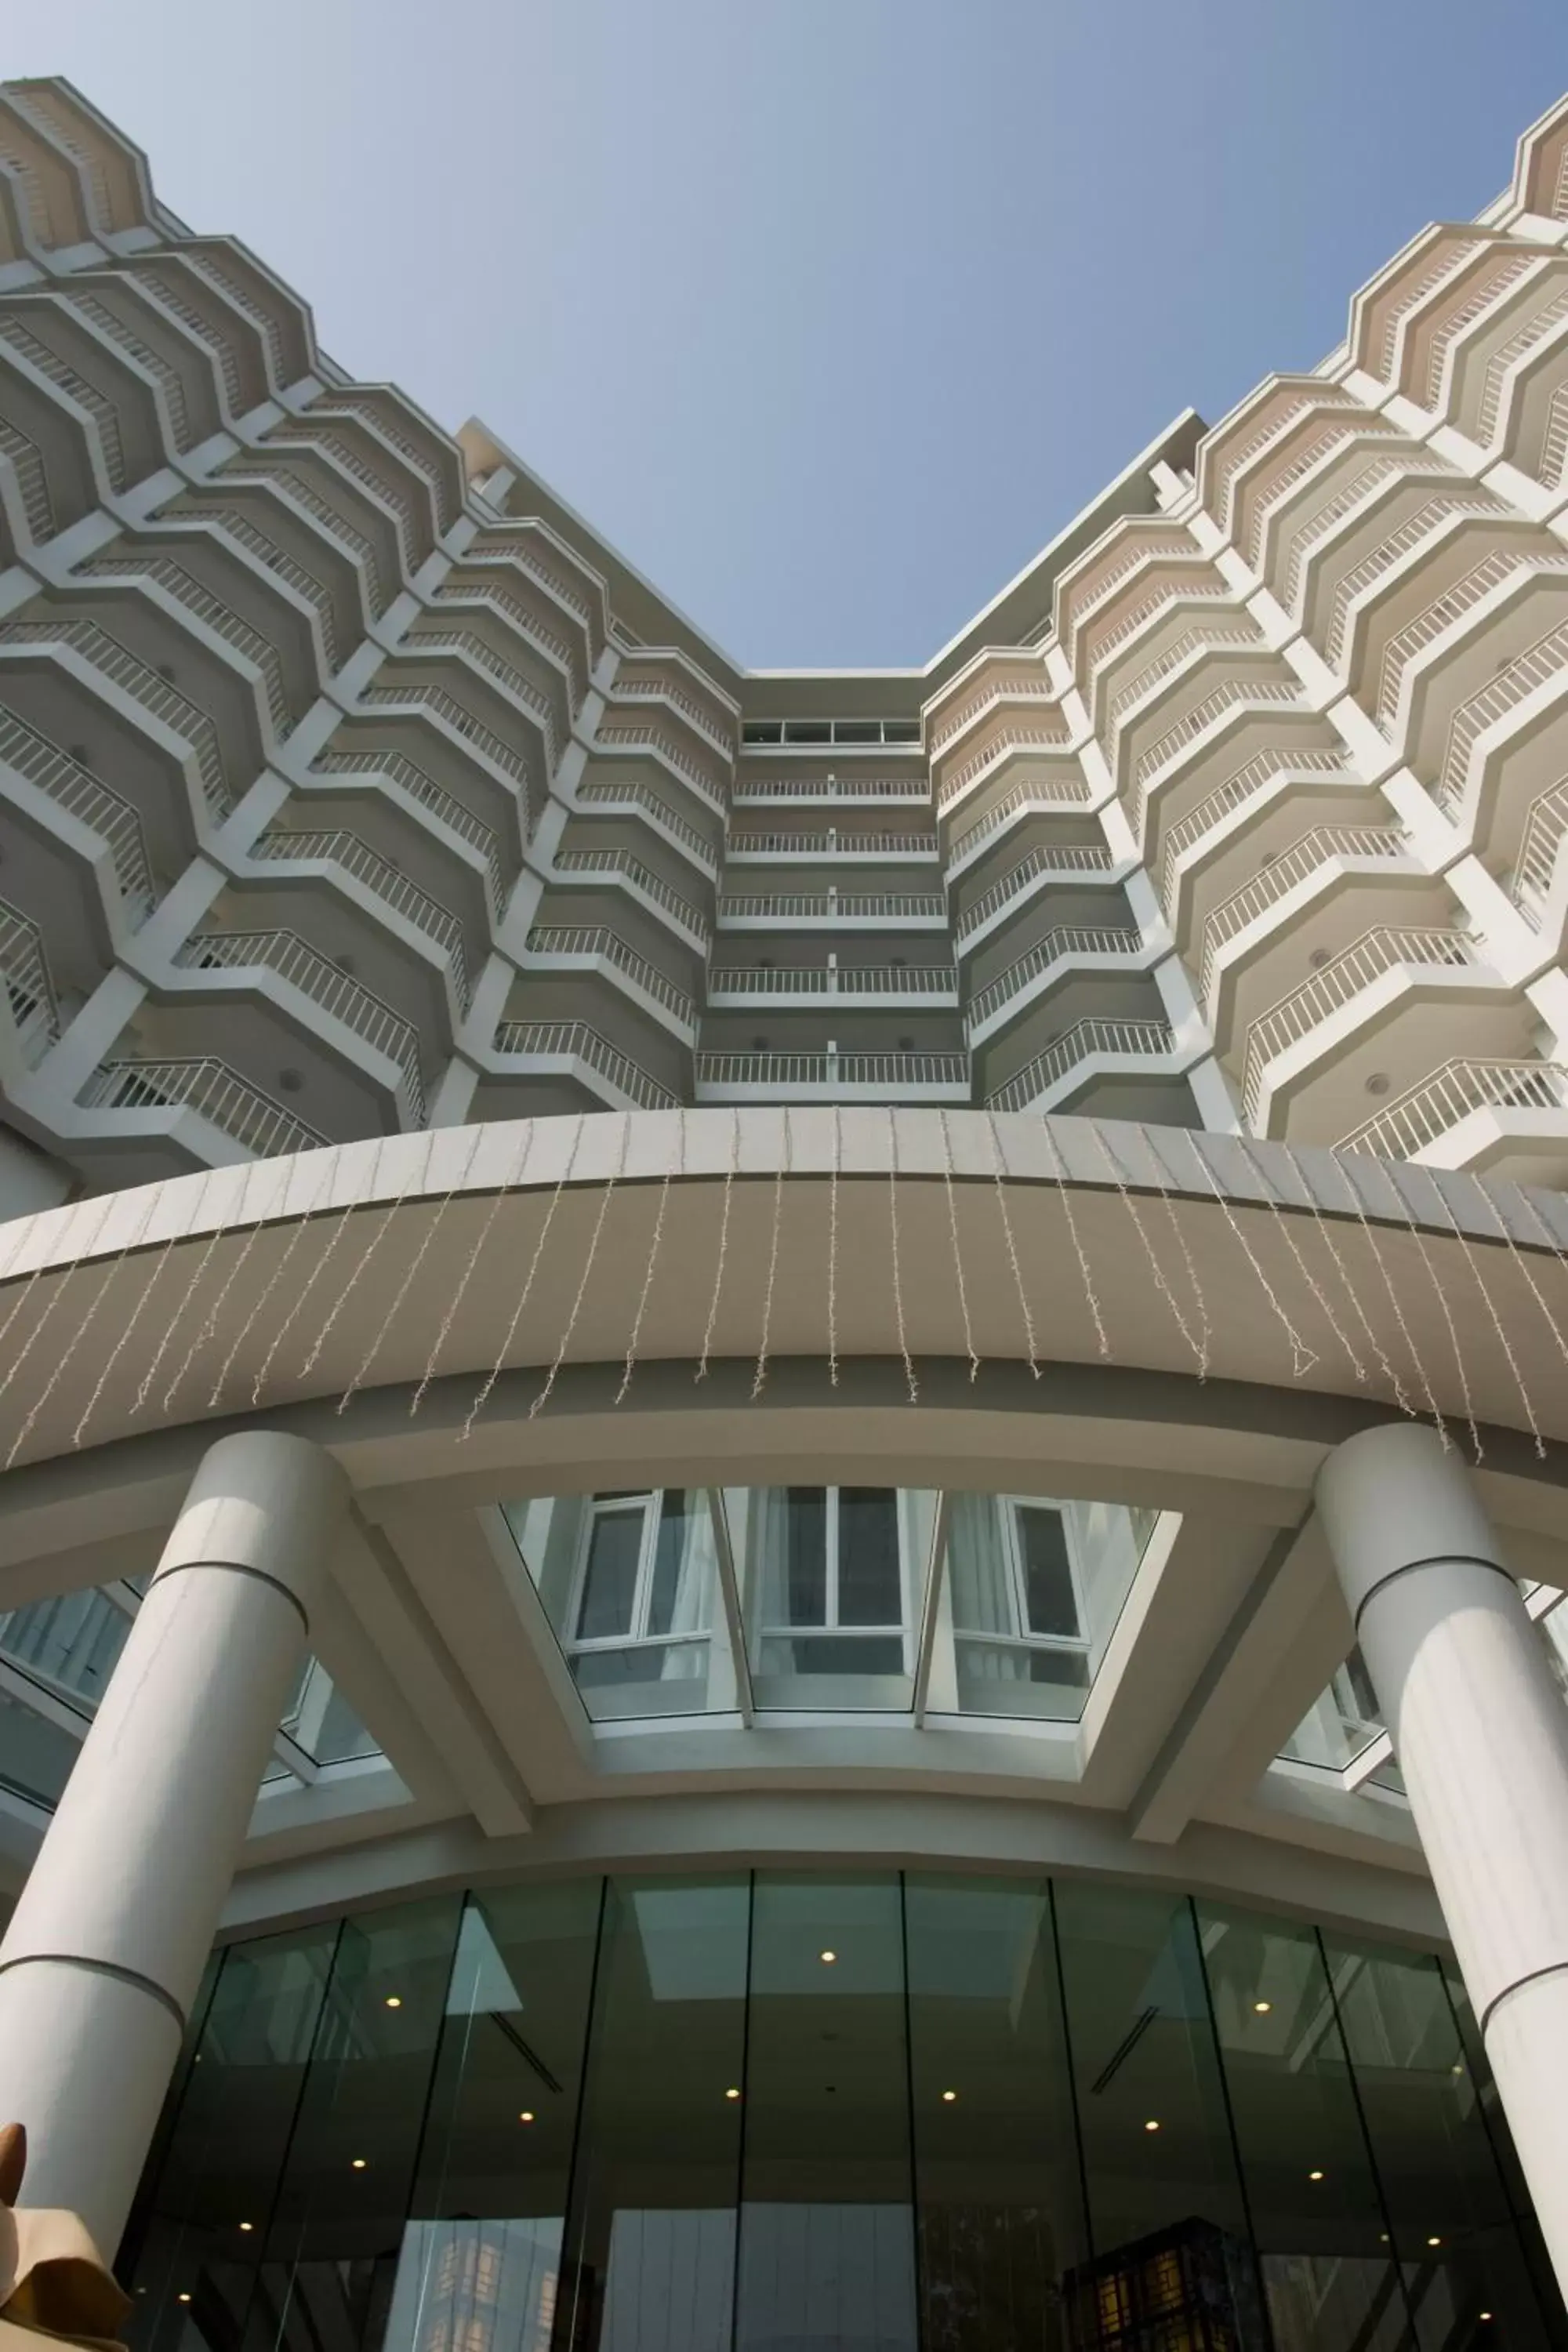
<box><xmin>0</xmin><ymin>1430</ymin><xmax>348</xmax><ymax>2252</ymax></box>
<box><xmin>1316</xmin><ymin>1422</ymin><xmax>1568</xmax><ymax>2295</ymax></box>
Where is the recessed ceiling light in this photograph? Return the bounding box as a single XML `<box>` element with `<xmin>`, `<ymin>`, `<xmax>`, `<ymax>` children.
<box><xmin>1308</xmin><ymin>2169</ymin><xmax>1325</xmax><ymax>2182</ymax></box>
<box><xmin>1480</xmin><ymin>2314</ymin><xmax>1494</xmax><ymax>2324</ymax></box>
<box><xmin>724</xmin><ymin>2087</ymin><xmax>740</xmax><ymax>2101</ymax></box>
<box><xmin>351</xmin><ymin>2158</ymin><xmax>368</xmax><ymax>2170</ymax></box>
<box><xmin>1427</xmin><ymin>2235</ymin><xmax>1442</xmax><ymax>2249</ymax></box>
<box><xmin>519</xmin><ymin>2111</ymin><xmax>535</xmax><ymax>2124</ymax></box>
<box><xmin>1253</xmin><ymin>2000</ymin><xmax>1272</xmax><ymax>2014</ymax></box>
<box><xmin>1365</xmin><ymin>1070</ymin><xmax>1391</xmax><ymax>1097</ymax></box>
<box><xmin>941</xmin><ymin>2090</ymin><xmax>957</xmax><ymax>2103</ymax></box>
<box><xmin>238</xmin><ymin>2222</ymin><xmax>253</xmax><ymax>2234</ymax></box>
<box><xmin>1144</xmin><ymin>2118</ymin><xmax>1160</xmax><ymax>2133</ymax></box>
<box><xmin>819</xmin><ymin>1949</ymin><xmax>837</xmax><ymax>1964</ymax></box>
<box><xmin>177</xmin><ymin>2292</ymin><xmax>191</xmax><ymax>2305</ymax></box>
<box><xmin>384</xmin><ymin>1995</ymin><xmax>401</xmax><ymax>2009</ymax></box>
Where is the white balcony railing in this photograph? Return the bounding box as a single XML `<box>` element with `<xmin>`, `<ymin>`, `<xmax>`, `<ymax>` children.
<box><xmin>937</xmin><ymin>719</ymin><xmax>1070</xmax><ymax>808</ymax></box>
<box><xmin>169</xmin><ymin>498</ymin><xmax>341</xmax><ymax>667</ymax></box>
<box><xmin>1511</xmin><ymin>776</ymin><xmax>1568</xmax><ymax>920</ymax></box>
<box><xmin>1320</xmin><ymin>494</ymin><xmax>1497</xmax><ymax>670</ymax></box>
<box><xmin>1130</xmin><ymin>680</ymin><xmax>1301</xmax><ymax>837</ymax></box>
<box><xmin>954</xmin><ymin>843</ymin><xmax>1115</xmax><ymax>942</ymax></box>
<box><xmin>947</xmin><ymin>774</ymin><xmax>1094</xmax><ymax>867</ymax></box>
<box><xmin>0</xmin><ymin>318</ymin><xmax>126</xmax><ymax>487</ymax></box>
<box><xmin>967</xmin><ymin>926</ymin><xmax>1143</xmax><ymax>1029</ymax></box>
<box><xmin>575</xmin><ymin>779</ymin><xmax>718</xmax><ymax>869</ymax></box>
<box><xmin>407</xmin><ymin>626</ymin><xmax>560</xmax><ymax>762</ymax></box>
<box><xmin>1374</xmin><ymin>548</ymin><xmax>1568</xmax><ymax>727</ymax></box>
<box><xmin>69</xmin><ymin>291</ymin><xmax>192</xmax><ymax>448</ymax></box>
<box><xmin>1080</xmin><ymin>579</ymin><xmax>1231</xmax><ymax>691</ymax></box>
<box><xmin>1433</xmin><ymin>616</ymin><xmax>1568</xmax><ymax>815</ymax></box>
<box><xmin>1242</xmin><ymin>925</ymin><xmax>1475</xmax><ymax>1123</ymax></box>
<box><xmin>1338</xmin><ymin>1057</ymin><xmax>1568</xmax><ymax>1160</ymax></box>
<box><xmin>176</xmin><ymin>927</ymin><xmax>425</xmax><ymax>1124</ymax></box>
<box><xmin>594</xmin><ymin>718</ymin><xmax>729</xmax><ymax>811</ymax></box>
<box><xmin>492</xmin><ymin>1018</ymin><xmax>678</xmax><ymax>1109</ymax></box>
<box><xmin>1197</xmin><ymin>825</ymin><xmax>1407</xmax><ymax>1000</ymax></box>
<box><xmin>82</xmin><ymin>1055</ymin><xmax>326</xmax><ymax>1159</ymax></box>
<box><xmin>1475</xmin><ymin>285</ymin><xmax>1568</xmax><ymax>443</ymax></box>
<box><xmin>553</xmin><ymin>846</ymin><xmax>709</xmax><ymax>942</ymax></box>
<box><xmin>928</xmin><ymin>668</ymin><xmax>1054</xmax><ymax>754</ymax></box>
<box><xmin>733</xmin><ymin>775</ymin><xmax>927</xmax><ymax>804</ymax></box>
<box><xmin>1414</xmin><ymin>249</ymin><xmax>1539</xmax><ymax>412</ymax></box>
<box><xmin>1153</xmin><ymin>747</ymin><xmax>1355</xmax><ymax>905</ymax></box>
<box><xmin>81</xmin><ymin>553</ymin><xmax>294</xmax><ymax>735</ymax></box>
<box><xmin>0</xmin><ymin>418</ymin><xmax>53</xmax><ymax>543</ymax></box>
<box><xmin>430</xmin><ymin>578</ymin><xmax>583</xmax><ymax>703</ymax></box>
<box><xmin>310</xmin><ymin>748</ymin><xmax>506</xmax><ymax>913</ymax></box>
<box><xmin>220</xmin><ymin>459</ymin><xmax>391</xmax><ymax>615</ymax></box>
<box><xmin>612</xmin><ymin>664</ymin><xmax>735</xmax><ymax>754</ymax></box>
<box><xmin>696</xmin><ymin>1050</ymin><xmax>969</xmax><ymax>1091</ymax></box>
<box><xmin>0</xmin><ymin>897</ymin><xmax>56</xmax><ymax>1065</ymax></box>
<box><xmin>358</xmin><ymin>681</ymin><xmax>539</xmax><ymax>818</ymax></box>
<box><xmin>0</xmin><ymin>709</ymin><xmax>154</xmax><ymax>913</ymax></box>
<box><xmin>0</xmin><ymin>619</ymin><xmax>231</xmax><ymax>817</ymax></box>
<box><xmin>253</xmin><ymin>829</ymin><xmax>470</xmax><ymax>1007</ymax></box>
<box><xmin>267</xmin><ymin>419</ymin><xmax>424</xmax><ymax>571</ymax></box>
<box><xmin>524</xmin><ymin>925</ymin><xmax>694</xmax><ymax>1023</ymax></box>
<box><xmin>708</xmin><ymin>964</ymin><xmax>956</xmax><ymax>998</ymax></box>
<box><xmin>717</xmin><ymin>891</ymin><xmax>945</xmax><ymax>922</ymax></box>
<box><xmin>1105</xmin><ymin>624</ymin><xmax>1259</xmax><ymax>766</ymax></box>
<box><xmin>985</xmin><ymin>1017</ymin><xmax>1176</xmax><ymax>1112</ymax></box>
<box><xmin>727</xmin><ymin>831</ymin><xmax>936</xmax><ymax>858</ymax></box>
<box><xmin>1277</xmin><ymin>454</ymin><xmax>1410</xmax><ymax>613</ymax></box>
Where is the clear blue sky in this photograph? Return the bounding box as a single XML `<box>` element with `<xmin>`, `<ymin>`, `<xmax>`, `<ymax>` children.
<box><xmin>13</xmin><ymin>1</ymin><xmax>1568</xmax><ymax>668</ymax></box>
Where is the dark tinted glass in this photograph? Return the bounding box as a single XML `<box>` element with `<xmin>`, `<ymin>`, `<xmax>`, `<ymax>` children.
<box><xmin>1017</xmin><ymin>1508</ymin><xmax>1078</xmax><ymax>1638</ymax></box>
<box><xmin>837</xmin><ymin>1488</ymin><xmax>901</xmax><ymax>1624</ymax></box>
<box><xmin>648</xmin><ymin>1490</ymin><xmax>698</xmax><ymax>1638</ymax></box>
<box><xmin>577</xmin><ymin>1506</ymin><xmax>644</xmax><ymax>1640</ymax></box>
<box><xmin>783</xmin><ymin>1488</ymin><xmax>827</xmax><ymax>1624</ymax></box>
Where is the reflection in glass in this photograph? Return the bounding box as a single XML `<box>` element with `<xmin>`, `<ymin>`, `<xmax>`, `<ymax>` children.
<box><xmin>946</xmin><ymin>1496</ymin><xmax>1153</xmax><ymax>1720</ymax></box>
<box><xmin>739</xmin><ymin>1487</ymin><xmax>926</xmax><ymax>1709</ymax></box>
<box><xmin>735</xmin><ymin>1875</ymin><xmax>917</xmax><ymax>2351</ymax></box>
<box><xmin>1053</xmin><ymin>1881</ymin><xmax>1266</xmax><ymax>2344</ymax></box>
<box><xmin>506</xmin><ymin>1492</ymin><xmax>716</xmax><ymax>1719</ymax></box>
<box><xmin>906</xmin><ymin>1875</ymin><xmax>1084</xmax><ymax>2349</ymax></box>
<box><xmin>1323</xmin><ymin>1933</ymin><xmax>1554</xmax><ymax>2347</ymax></box>
<box><xmin>396</xmin><ymin>1882</ymin><xmax>601</xmax><ymax>2352</ymax></box>
<box><xmin>1196</xmin><ymin>1903</ymin><xmax>1407</xmax><ymax>2350</ymax></box>
<box><xmin>1280</xmin><ymin>1648</ymin><xmax>1386</xmax><ymax>1773</ymax></box>
<box><xmin>556</xmin><ymin>1878</ymin><xmax>747</xmax><ymax>2350</ymax></box>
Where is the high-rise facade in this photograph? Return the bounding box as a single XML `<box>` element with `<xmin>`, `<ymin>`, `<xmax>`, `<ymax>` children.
<box><xmin>2</xmin><ymin>69</ymin><xmax>1568</xmax><ymax>2352</ymax></box>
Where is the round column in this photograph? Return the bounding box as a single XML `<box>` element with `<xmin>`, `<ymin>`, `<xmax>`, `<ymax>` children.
<box><xmin>0</xmin><ymin>1430</ymin><xmax>348</xmax><ymax>2252</ymax></box>
<box><xmin>1316</xmin><ymin>1421</ymin><xmax>1568</xmax><ymax>2293</ymax></box>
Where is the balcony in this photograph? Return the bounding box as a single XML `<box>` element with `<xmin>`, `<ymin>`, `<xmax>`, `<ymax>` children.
<box><xmin>0</xmin><ymin>312</ymin><xmax>135</xmax><ymax>492</ymax></box>
<box><xmin>575</xmin><ymin>778</ymin><xmax>719</xmax><ymax>873</ymax></box>
<box><xmin>522</xmin><ymin>926</ymin><xmax>695</xmax><ymax>1031</ymax></box>
<box><xmin>0</xmin><ymin>707</ymin><xmax>154</xmax><ymax>919</ymax></box>
<box><xmin>1338</xmin><ymin>1056</ymin><xmax>1568</xmax><ymax>1180</ymax></box>
<box><xmin>492</xmin><ymin>1019</ymin><xmax>678</xmax><ymax>1110</ymax></box>
<box><xmin>731</xmin><ymin>773</ymin><xmax>928</xmax><ymax>807</ymax></box>
<box><xmin>1272</xmin><ymin>451</ymin><xmax>1443</xmax><ymax>622</ymax></box>
<box><xmin>984</xmin><ymin>1017</ymin><xmax>1178</xmax><ymax>1113</ymax></box>
<box><xmin>926</xmin><ymin>661</ymin><xmax>1054</xmax><ymax>757</ymax></box>
<box><xmin>1428</xmin><ymin>615</ymin><xmax>1568</xmax><ymax>837</ymax></box>
<box><xmin>554</xmin><ymin>847</ymin><xmax>710</xmax><ymax>946</ymax></box>
<box><xmin>1154</xmin><ymin>747</ymin><xmax>1359</xmax><ymax>918</ymax></box>
<box><xmin>1196</xmin><ymin>826</ymin><xmax>1412</xmax><ymax>1004</ymax></box>
<box><xmin>1364</xmin><ymin>541</ymin><xmax>1568</xmax><ymax>742</ymax></box>
<box><xmin>402</xmin><ymin>623</ymin><xmax>564</xmax><ymax>768</ymax></box>
<box><xmin>1198</xmin><ymin>382</ymin><xmax>1360</xmax><ymax>542</ymax></box>
<box><xmin>1128</xmin><ymin>677</ymin><xmax>1304</xmax><ymax>841</ymax></box>
<box><xmin>1351</xmin><ymin>232</ymin><xmax>1493</xmax><ymax>390</ymax></box>
<box><xmin>1240</xmin><ymin>924</ymin><xmax>1492</xmax><ymax>1131</ymax></box>
<box><xmin>695</xmin><ymin>1048</ymin><xmax>970</xmax><ymax>1104</ymax></box>
<box><xmin>159</xmin><ymin>495</ymin><xmax>346</xmax><ymax>673</ymax></box>
<box><xmin>0</xmin><ymin>896</ymin><xmax>57</xmax><ymax>1067</ymax></box>
<box><xmin>310</xmin><ymin>748</ymin><xmax>508</xmax><ymax>914</ymax></box>
<box><xmin>966</xmin><ymin>926</ymin><xmax>1145</xmax><ymax>1037</ymax></box>
<box><xmin>935</xmin><ymin>713</ymin><xmax>1071</xmax><ymax>812</ymax></box>
<box><xmin>252</xmin><ymin>828</ymin><xmax>470</xmax><ymax>1009</ymax></box>
<box><xmin>265</xmin><ymin>416</ymin><xmax>430</xmax><ymax>575</ymax></box>
<box><xmin>79</xmin><ymin>1055</ymin><xmax>325</xmax><ymax>1162</ymax></box>
<box><xmin>707</xmin><ymin>963</ymin><xmax>959</xmax><ymax>1008</ymax></box>
<box><xmin>1239</xmin><ymin>421</ymin><xmax>1408</xmax><ymax>583</ymax></box>
<box><xmin>945</xmin><ymin>772</ymin><xmax>1095</xmax><ymax>877</ymax></box>
<box><xmin>434</xmin><ymin>569</ymin><xmax>589</xmax><ymax>710</ymax></box>
<box><xmin>357</xmin><ymin>677</ymin><xmax>541</xmax><ymax>829</ymax></box>
<box><xmin>954</xmin><ymin>843</ymin><xmax>1117</xmax><ymax>948</ymax></box>
<box><xmin>611</xmin><ymin>658</ymin><xmax>736</xmax><ymax>757</ymax></box>
<box><xmin>0</xmin><ymin>416</ymin><xmax>53</xmax><ymax>546</ymax></box>
<box><xmin>1054</xmin><ymin>525</ymin><xmax>1200</xmax><ymax>666</ymax></box>
<box><xmin>216</xmin><ymin>453</ymin><xmax>396</xmax><ymax>620</ymax></box>
<box><xmin>0</xmin><ymin>617</ymin><xmax>232</xmax><ymax>820</ymax></box>
<box><xmin>716</xmin><ymin>891</ymin><xmax>946</xmax><ymax>932</ymax></box>
<box><xmin>174</xmin><ymin>927</ymin><xmax>425</xmax><ymax>1126</ymax></box>
<box><xmin>78</xmin><ymin>552</ymin><xmax>297</xmax><ymax>739</ymax></box>
<box><xmin>1102</xmin><ymin>620</ymin><xmax>1261</xmax><ymax>766</ymax></box>
<box><xmin>1511</xmin><ymin>776</ymin><xmax>1568</xmax><ymax>927</ymax></box>
<box><xmin>593</xmin><ymin>712</ymin><xmax>731</xmax><ymax>813</ymax></box>
<box><xmin>1395</xmin><ymin>244</ymin><xmax>1542</xmax><ymax>412</ymax></box>
<box><xmin>725</xmin><ymin>831</ymin><xmax>938</xmax><ymax>864</ymax></box>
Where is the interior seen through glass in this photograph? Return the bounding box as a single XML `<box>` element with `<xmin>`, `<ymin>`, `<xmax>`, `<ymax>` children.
<box><xmin>503</xmin><ymin>1486</ymin><xmax>1158</xmax><ymax>1722</ymax></box>
<box><xmin>123</xmin><ymin>1871</ymin><xmax>1560</xmax><ymax>2352</ymax></box>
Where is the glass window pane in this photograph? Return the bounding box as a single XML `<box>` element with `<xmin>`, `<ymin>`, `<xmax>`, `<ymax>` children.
<box><xmin>837</xmin><ymin>1489</ymin><xmax>901</xmax><ymax>1626</ymax></box>
<box><xmin>124</xmin><ymin>1924</ymin><xmax>338</xmax><ymax>2341</ymax></box>
<box><xmin>1322</xmin><ymin>1933</ymin><xmax>1555</xmax><ymax>2347</ymax></box>
<box><xmin>1196</xmin><ymin>1902</ymin><xmax>1410</xmax><ymax>2351</ymax></box>
<box><xmin>784</xmin><ymin>1489</ymin><xmax>827</xmax><ymax>1625</ymax></box>
<box><xmin>1053</xmin><ymin>1880</ymin><xmax>1267</xmax><ymax>2347</ymax></box>
<box><xmin>1016</xmin><ymin>1508</ymin><xmax>1078</xmax><ymax>1638</ymax></box>
<box><xmin>906</xmin><ymin>1874</ymin><xmax>1086</xmax><ymax>2350</ymax></box>
<box><xmin>647</xmin><ymin>1491</ymin><xmax>704</xmax><ymax>1639</ymax></box>
<box><xmin>577</xmin><ymin>1507</ymin><xmax>646</xmax><ymax>1642</ymax></box>
<box><xmin>557</xmin><ymin>1878</ymin><xmax>748</xmax><ymax>2350</ymax></box>
<box><xmin>735</xmin><ymin>1874</ymin><xmax>916</xmax><ymax>2352</ymax></box>
<box><xmin>246</xmin><ymin>1896</ymin><xmax>464</xmax><ymax>2352</ymax></box>
<box><xmin>396</xmin><ymin>1882</ymin><xmax>602</xmax><ymax>2352</ymax></box>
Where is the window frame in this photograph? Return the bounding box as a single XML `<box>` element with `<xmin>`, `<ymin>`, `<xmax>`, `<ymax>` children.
<box><xmin>997</xmin><ymin>1498</ymin><xmax>1089</xmax><ymax>1655</ymax></box>
<box><xmin>567</xmin><ymin>1492</ymin><xmax>707</xmax><ymax>1658</ymax></box>
<box><xmin>759</xmin><ymin>1486</ymin><xmax>908</xmax><ymax>1646</ymax></box>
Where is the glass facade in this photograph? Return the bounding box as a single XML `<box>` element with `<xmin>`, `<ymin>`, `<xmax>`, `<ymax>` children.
<box><xmin>502</xmin><ymin>1487</ymin><xmax>1156</xmax><ymax>1724</ymax></box>
<box><xmin>123</xmin><ymin>1872</ymin><xmax>1560</xmax><ymax>2352</ymax></box>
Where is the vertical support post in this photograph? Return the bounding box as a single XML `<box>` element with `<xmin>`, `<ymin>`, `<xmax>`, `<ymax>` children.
<box><xmin>1316</xmin><ymin>1421</ymin><xmax>1568</xmax><ymax>2297</ymax></box>
<box><xmin>0</xmin><ymin>1430</ymin><xmax>348</xmax><ymax>2251</ymax></box>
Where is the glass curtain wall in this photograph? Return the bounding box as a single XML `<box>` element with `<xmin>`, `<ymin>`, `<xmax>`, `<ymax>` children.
<box><xmin>124</xmin><ymin>1875</ymin><xmax>1562</xmax><ymax>2352</ymax></box>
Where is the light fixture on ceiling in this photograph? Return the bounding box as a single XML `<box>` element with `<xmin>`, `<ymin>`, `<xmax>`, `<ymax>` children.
<box><xmin>941</xmin><ymin>2090</ymin><xmax>957</xmax><ymax>2103</ymax></box>
<box><xmin>819</xmin><ymin>1949</ymin><xmax>837</xmax><ymax>1964</ymax></box>
<box><xmin>384</xmin><ymin>1995</ymin><xmax>401</xmax><ymax>2009</ymax></box>
<box><xmin>1143</xmin><ymin>2118</ymin><xmax>1160</xmax><ymax>2133</ymax></box>
<box><xmin>1308</xmin><ymin>2169</ymin><xmax>1325</xmax><ymax>2182</ymax></box>
<box><xmin>519</xmin><ymin>2111</ymin><xmax>535</xmax><ymax>2125</ymax></box>
<box><xmin>238</xmin><ymin>2222</ymin><xmax>253</xmax><ymax>2234</ymax></box>
<box><xmin>351</xmin><ymin>2158</ymin><xmax>368</xmax><ymax>2171</ymax></box>
<box><xmin>1428</xmin><ymin>2235</ymin><xmax>1442</xmax><ymax>2249</ymax></box>
<box><xmin>1253</xmin><ymin>1999</ymin><xmax>1272</xmax><ymax>2014</ymax></box>
<box><xmin>724</xmin><ymin>2087</ymin><xmax>740</xmax><ymax>2101</ymax></box>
